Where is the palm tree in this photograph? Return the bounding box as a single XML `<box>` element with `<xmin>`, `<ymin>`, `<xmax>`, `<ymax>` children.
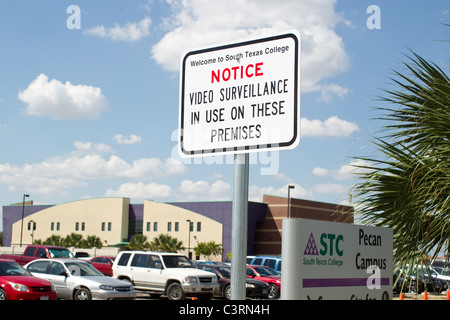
<box><xmin>62</xmin><ymin>233</ymin><xmax>83</xmax><ymax>247</ymax></box>
<box><xmin>352</xmin><ymin>52</ymin><xmax>450</xmax><ymax>288</ymax></box>
<box><xmin>150</xmin><ymin>234</ymin><xmax>184</xmax><ymax>253</ymax></box>
<box><xmin>129</xmin><ymin>234</ymin><xmax>150</xmax><ymax>250</ymax></box>
<box><xmin>81</xmin><ymin>235</ymin><xmax>103</xmax><ymax>248</ymax></box>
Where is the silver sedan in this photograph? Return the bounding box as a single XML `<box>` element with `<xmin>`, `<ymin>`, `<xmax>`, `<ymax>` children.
<box><xmin>25</xmin><ymin>258</ymin><xmax>136</xmax><ymax>300</ymax></box>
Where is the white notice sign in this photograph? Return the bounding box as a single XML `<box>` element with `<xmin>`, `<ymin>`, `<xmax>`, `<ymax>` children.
<box><xmin>179</xmin><ymin>31</ymin><xmax>300</xmax><ymax>157</ymax></box>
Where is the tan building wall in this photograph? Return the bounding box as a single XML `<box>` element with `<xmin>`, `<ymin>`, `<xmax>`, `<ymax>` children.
<box><xmin>143</xmin><ymin>200</ymin><xmax>223</xmax><ymax>259</ymax></box>
<box><xmin>11</xmin><ymin>198</ymin><xmax>130</xmax><ymax>246</ymax></box>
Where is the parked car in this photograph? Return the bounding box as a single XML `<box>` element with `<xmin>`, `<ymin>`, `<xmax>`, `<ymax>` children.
<box><xmin>89</xmin><ymin>256</ymin><xmax>115</xmax><ymax>276</ymax></box>
<box><xmin>246</xmin><ymin>265</ymin><xmax>281</xmax><ymax>299</ymax></box>
<box><xmin>195</xmin><ymin>264</ymin><xmax>269</xmax><ymax>300</ymax></box>
<box><xmin>432</xmin><ymin>259</ymin><xmax>450</xmax><ymax>269</ymax></box>
<box><xmin>0</xmin><ymin>259</ymin><xmax>57</xmax><ymax>300</ymax></box>
<box><xmin>25</xmin><ymin>258</ymin><xmax>136</xmax><ymax>300</ymax></box>
<box><xmin>413</xmin><ymin>267</ymin><xmax>448</xmax><ymax>293</ymax></box>
<box><xmin>432</xmin><ymin>266</ymin><xmax>450</xmax><ymax>284</ymax></box>
<box><xmin>74</xmin><ymin>252</ymin><xmax>91</xmax><ymax>260</ymax></box>
<box><xmin>0</xmin><ymin>245</ymin><xmax>73</xmax><ymax>266</ymax></box>
<box><xmin>394</xmin><ymin>266</ymin><xmax>448</xmax><ymax>294</ymax></box>
<box><xmin>113</xmin><ymin>251</ymin><xmax>219</xmax><ymax>300</ymax></box>
<box><xmin>248</xmin><ymin>256</ymin><xmax>282</xmax><ymax>274</ymax></box>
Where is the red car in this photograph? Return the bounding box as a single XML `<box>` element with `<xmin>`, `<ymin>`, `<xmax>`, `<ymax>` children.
<box><xmin>88</xmin><ymin>256</ymin><xmax>115</xmax><ymax>276</ymax></box>
<box><xmin>246</xmin><ymin>265</ymin><xmax>281</xmax><ymax>299</ymax></box>
<box><xmin>0</xmin><ymin>259</ymin><xmax>57</xmax><ymax>300</ymax></box>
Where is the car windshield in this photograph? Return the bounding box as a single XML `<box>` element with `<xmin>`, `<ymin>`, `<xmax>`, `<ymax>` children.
<box><xmin>253</xmin><ymin>266</ymin><xmax>278</xmax><ymax>276</ymax></box>
<box><xmin>0</xmin><ymin>261</ymin><xmax>32</xmax><ymax>276</ymax></box>
<box><xmin>64</xmin><ymin>262</ymin><xmax>104</xmax><ymax>276</ymax></box>
<box><xmin>49</xmin><ymin>248</ymin><xmax>74</xmax><ymax>258</ymax></box>
<box><xmin>217</xmin><ymin>267</ymin><xmax>231</xmax><ymax>278</ymax></box>
<box><xmin>434</xmin><ymin>267</ymin><xmax>450</xmax><ymax>276</ymax></box>
<box><xmin>162</xmin><ymin>255</ymin><xmax>193</xmax><ymax>268</ymax></box>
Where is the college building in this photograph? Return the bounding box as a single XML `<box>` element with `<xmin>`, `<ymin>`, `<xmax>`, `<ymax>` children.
<box><xmin>1</xmin><ymin>195</ymin><xmax>353</xmax><ymax>261</ymax></box>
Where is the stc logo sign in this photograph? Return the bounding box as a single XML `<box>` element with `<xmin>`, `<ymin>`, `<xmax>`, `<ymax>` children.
<box><xmin>304</xmin><ymin>232</ymin><xmax>344</xmax><ymax>257</ymax></box>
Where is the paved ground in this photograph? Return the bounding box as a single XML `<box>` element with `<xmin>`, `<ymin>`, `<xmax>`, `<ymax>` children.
<box><xmin>393</xmin><ymin>291</ymin><xmax>449</xmax><ymax>300</ymax></box>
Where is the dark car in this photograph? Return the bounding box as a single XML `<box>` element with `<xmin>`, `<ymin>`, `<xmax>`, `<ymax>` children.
<box><xmin>89</xmin><ymin>256</ymin><xmax>115</xmax><ymax>277</ymax></box>
<box><xmin>0</xmin><ymin>259</ymin><xmax>57</xmax><ymax>300</ymax></box>
<box><xmin>394</xmin><ymin>267</ymin><xmax>448</xmax><ymax>294</ymax></box>
<box><xmin>195</xmin><ymin>264</ymin><xmax>269</xmax><ymax>300</ymax></box>
<box><xmin>246</xmin><ymin>265</ymin><xmax>281</xmax><ymax>299</ymax></box>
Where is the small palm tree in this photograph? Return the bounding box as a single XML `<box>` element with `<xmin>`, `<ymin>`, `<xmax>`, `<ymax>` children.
<box><xmin>81</xmin><ymin>235</ymin><xmax>103</xmax><ymax>248</ymax></box>
<box><xmin>129</xmin><ymin>234</ymin><xmax>150</xmax><ymax>250</ymax></box>
<box><xmin>150</xmin><ymin>234</ymin><xmax>184</xmax><ymax>253</ymax></box>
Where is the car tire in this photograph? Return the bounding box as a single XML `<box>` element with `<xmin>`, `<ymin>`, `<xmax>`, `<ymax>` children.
<box><xmin>224</xmin><ymin>284</ymin><xmax>231</xmax><ymax>300</ymax></box>
<box><xmin>167</xmin><ymin>282</ymin><xmax>186</xmax><ymax>301</ymax></box>
<box><xmin>74</xmin><ymin>287</ymin><xmax>92</xmax><ymax>300</ymax></box>
<box><xmin>0</xmin><ymin>288</ymin><xmax>6</xmax><ymax>300</ymax></box>
<box><xmin>267</xmin><ymin>283</ymin><xmax>279</xmax><ymax>299</ymax></box>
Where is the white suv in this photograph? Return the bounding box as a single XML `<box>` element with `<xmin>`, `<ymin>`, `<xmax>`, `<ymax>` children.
<box><xmin>112</xmin><ymin>251</ymin><xmax>219</xmax><ymax>300</ymax></box>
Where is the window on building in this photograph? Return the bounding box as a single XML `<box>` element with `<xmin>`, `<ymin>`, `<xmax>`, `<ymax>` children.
<box><xmin>167</xmin><ymin>222</ymin><xmax>172</xmax><ymax>232</ymax></box>
<box><xmin>81</xmin><ymin>222</ymin><xmax>85</xmax><ymax>231</ymax></box>
<box><xmin>51</xmin><ymin>222</ymin><xmax>54</xmax><ymax>231</ymax></box>
<box><xmin>56</xmin><ymin>222</ymin><xmax>60</xmax><ymax>231</ymax></box>
<box><xmin>175</xmin><ymin>222</ymin><xmax>179</xmax><ymax>232</ymax></box>
<box><xmin>27</xmin><ymin>221</ymin><xmax>36</xmax><ymax>231</ymax></box>
<box><xmin>108</xmin><ymin>222</ymin><xmax>112</xmax><ymax>231</ymax></box>
<box><xmin>189</xmin><ymin>221</ymin><xmax>193</xmax><ymax>232</ymax></box>
<box><xmin>75</xmin><ymin>222</ymin><xmax>79</xmax><ymax>231</ymax></box>
<box><xmin>102</xmin><ymin>222</ymin><xmax>105</xmax><ymax>231</ymax></box>
<box><xmin>146</xmin><ymin>222</ymin><xmax>151</xmax><ymax>232</ymax></box>
<box><xmin>197</xmin><ymin>222</ymin><xmax>201</xmax><ymax>232</ymax></box>
<box><xmin>153</xmin><ymin>222</ymin><xmax>158</xmax><ymax>232</ymax></box>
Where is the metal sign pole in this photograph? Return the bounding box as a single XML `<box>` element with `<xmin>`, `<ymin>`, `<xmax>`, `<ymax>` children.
<box><xmin>231</xmin><ymin>153</ymin><xmax>249</xmax><ymax>300</ymax></box>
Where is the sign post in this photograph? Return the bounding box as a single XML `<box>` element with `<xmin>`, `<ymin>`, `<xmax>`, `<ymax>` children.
<box><xmin>179</xmin><ymin>31</ymin><xmax>301</xmax><ymax>299</ymax></box>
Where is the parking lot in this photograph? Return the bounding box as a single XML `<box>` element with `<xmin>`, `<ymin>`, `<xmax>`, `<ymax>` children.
<box><xmin>393</xmin><ymin>292</ymin><xmax>448</xmax><ymax>300</ymax></box>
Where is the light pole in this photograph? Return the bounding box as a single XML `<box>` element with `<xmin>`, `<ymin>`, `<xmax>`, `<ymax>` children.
<box><xmin>186</xmin><ymin>219</ymin><xmax>192</xmax><ymax>259</ymax></box>
<box><xmin>20</xmin><ymin>194</ymin><xmax>30</xmax><ymax>247</ymax></box>
<box><xmin>287</xmin><ymin>185</ymin><xmax>294</xmax><ymax>218</ymax></box>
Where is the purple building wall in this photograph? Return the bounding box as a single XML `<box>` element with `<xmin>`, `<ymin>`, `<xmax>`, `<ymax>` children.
<box><xmin>2</xmin><ymin>205</ymin><xmax>54</xmax><ymax>246</ymax></box>
<box><xmin>169</xmin><ymin>201</ymin><xmax>267</xmax><ymax>261</ymax></box>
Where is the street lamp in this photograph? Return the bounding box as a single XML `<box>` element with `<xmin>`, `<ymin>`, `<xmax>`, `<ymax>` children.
<box><xmin>186</xmin><ymin>219</ymin><xmax>192</xmax><ymax>259</ymax></box>
<box><xmin>287</xmin><ymin>185</ymin><xmax>295</xmax><ymax>218</ymax></box>
<box><xmin>20</xmin><ymin>194</ymin><xmax>30</xmax><ymax>247</ymax></box>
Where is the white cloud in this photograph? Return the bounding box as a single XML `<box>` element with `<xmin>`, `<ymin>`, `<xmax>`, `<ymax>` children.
<box><xmin>105</xmin><ymin>178</ymin><xmax>232</xmax><ymax>202</ymax></box>
<box><xmin>313</xmin><ymin>159</ymin><xmax>372</xmax><ymax>181</ymax></box>
<box><xmin>113</xmin><ymin>134</ymin><xmax>142</xmax><ymax>145</ymax></box>
<box><xmin>84</xmin><ymin>17</ymin><xmax>151</xmax><ymax>41</ymax></box>
<box><xmin>105</xmin><ymin>182</ymin><xmax>172</xmax><ymax>200</ymax></box>
<box><xmin>317</xmin><ymin>84</ymin><xmax>351</xmax><ymax>102</ymax></box>
<box><xmin>177</xmin><ymin>179</ymin><xmax>231</xmax><ymax>201</ymax></box>
<box><xmin>0</xmin><ymin>141</ymin><xmax>187</xmax><ymax>197</ymax></box>
<box><xmin>151</xmin><ymin>0</ymin><xmax>351</xmax><ymax>94</ymax></box>
<box><xmin>18</xmin><ymin>74</ymin><xmax>108</xmax><ymax>120</ymax></box>
<box><xmin>301</xmin><ymin>116</ymin><xmax>360</xmax><ymax>137</ymax></box>
<box><xmin>73</xmin><ymin>141</ymin><xmax>115</xmax><ymax>155</ymax></box>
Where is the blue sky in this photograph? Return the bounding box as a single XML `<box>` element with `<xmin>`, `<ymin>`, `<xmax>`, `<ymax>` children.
<box><xmin>0</xmin><ymin>1</ymin><xmax>448</xmax><ymax>230</ymax></box>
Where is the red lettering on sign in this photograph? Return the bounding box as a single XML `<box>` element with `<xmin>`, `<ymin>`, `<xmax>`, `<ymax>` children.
<box><xmin>211</xmin><ymin>62</ymin><xmax>264</xmax><ymax>83</ymax></box>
